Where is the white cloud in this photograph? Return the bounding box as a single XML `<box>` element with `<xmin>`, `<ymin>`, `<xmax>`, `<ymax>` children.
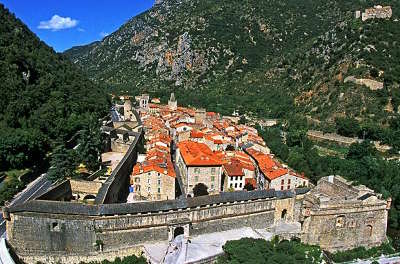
<box><xmin>77</xmin><ymin>28</ymin><xmax>85</xmax><ymax>32</ymax></box>
<box><xmin>38</xmin><ymin>15</ymin><xmax>78</xmax><ymax>31</ymax></box>
<box><xmin>100</xmin><ymin>31</ymin><xmax>109</xmax><ymax>38</ymax></box>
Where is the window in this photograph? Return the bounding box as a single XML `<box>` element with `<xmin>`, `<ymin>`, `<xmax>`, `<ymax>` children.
<box><xmin>281</xmin><ymin>186</ymin><xmax>284</xmax><ymax>190</ymax></box>
<box><xmin>194</xmin><ymin>168</ymin><xmax>200</xmax><ymax>174</ymax></box>
<box><xmin>158</xmin><ymin>188</ymin><xmax>161</xmax><ymax>194</ymax></box>
<box><xmin>281</xmin><ymin>179</ymin><xmax>285</xmax><ymax>185</ymax></box>
<box><xmin>147</xmin><ymin>186</ymin><xmax>151</xmax><ymax>192</ymax></box>
<box><xmin>147</xmin><ymin>178</ymin><xmax>151</xmax><ymax>184</ymax></box>
<box><xmin>51</xmin><ymin>222</ymin><xmax>60</xmax><ymax>232</ymax></box>
<box><xmin>135</xmin><ymin>177</ymin><xmax>140</xmax><ymax>183</ymax></box>
<box><xmin>211</xmin><ymin>184</ymin><xmax>214</xmax><ymax>190</ymax></box>
<box><xmin>230</xmin><ymin>183</ymin><xmax>233</xmax><ymax>188</ymax></box>
<box><xmin>336</xmin><ymin>216</ymin><xmax>345</xmax><ymax>228</ymax></box>
<box><xmin>235</xmin><ymin>183</ymin><xmax>238</xmax><ymax>188</ymax></box>
<box><xmin>135</xmin><ymin>185</ymin><xmax>141</xmax><ymax>192</ymax></box>
<box><xmin>365</xmin><ymin>225</ymin><xmax>373</xmax><ymax>237</ymax></box>
<box><xmin>235</xmin><ymin>176</ymin><xmax>238</xmax><ymax>181</ymax></box>
<box><xmin>240</xmin><ymin>176</ymin><xmax>243</xmax><ymax>181</ymax></box>
<box><xmin>158</xmin><ymin>173</ymin><xmax>161</xmax><ymax>176</ymax></box>
<box><xmin>239</xmin><ymin>183</ymin><xmax>243</xmax><ymax>188</ymax></box>
<box><xmin>148</xmin><ymin>172</ymin><xmax>151</xmax><ymax>176</ymax></box>
<box><xmin>288</xmin><ymin>179</ymin><xmax>291</xmax><ymax>184</ymax></box>
<box><xmin>211</xmin><ymin>176</ymin><xmax>215</xmax><ymax>182</ymax></box>
<box><xmin>211</xmin><ymin>168</ymin><xmax>216</xmax><ymax>174</ymax></box>
<box><xmin>158</xmin><ymin>179</ymin><xmax>161</xmax><ymax>186</ymax></box>
<box><xmin>195</xmin><ymin>176</ymin><xmax>199</xmax><ymax>182</ymax></box>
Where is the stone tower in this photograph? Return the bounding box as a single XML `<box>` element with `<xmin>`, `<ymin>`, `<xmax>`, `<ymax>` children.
<box><xmin>139</xmin><ymin>94</ymin><xmax>149</xmax><ymax>110</ymax></box>
<box><xmin>195</xmin><ymin>108</ymin><xmax>206</xmax><ymax>124</ymax></box>
<box><xmin>123</xmin><ymin>98</ymin><xmax>133</xmax><ymax>120</ymax></box>
<box><xmin>168</xmin><ymin>93</ymin><xmax>177</xmax><ymax>111</ymax></box>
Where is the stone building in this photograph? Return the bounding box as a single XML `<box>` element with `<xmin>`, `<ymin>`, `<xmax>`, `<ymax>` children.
<box><xmin>123</xmin><ymin>97</ymin><xmax>134</xmax><ymax>121</ymax></box>
<box><xmin>137</xmin><ymin>94</ymin><xmax>149</xmax><ymax>110</ymax></box>
<box><xmin>195</xmin><ymin>108</ymin><xmax>206</xmax><ymax>125</ymax></box>
<box><xmin>300</xmin><ymin>176</ymin><xmax>391</xmax><ymax>252</ymax></box>
<box><xmin>223</xmin><ymin>159</ymin><xmax>255</xmax><ymax>191</ymax></box>
<box><xmin>221</xmin><ymin>151</ymin><xmax>256</xmax><ymax>191</ymax></box>
<box><xmin>168</xmin><ymin>93</ymin><xmax>177</xmax><ymax>111</ymax></box>
<box><xmin>130</xmin><ymin>161</ymin><xmax>175</xmax><ymax>201</ymax></box>
<box><xmin>246</xmin><ymin>148</ymin><xmax>309</xmax><ymax>190</ymax></box>
<box><xmin>176</xmin><ymin>141</ymin><xmax>223</xmax><ymax>195</ymax></box>
<box><xmin>358</xmin><ymin>5</ymin><xmax>392</xmax><ymax>21</ymax></box>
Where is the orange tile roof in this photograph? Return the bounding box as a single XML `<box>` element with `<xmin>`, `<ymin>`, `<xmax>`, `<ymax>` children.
<box><xmin>265</xmin><ymin>168</ymin><xmax>289</xmax><ymax>180</ymax></box>
<box><xmin>224</xmin><ymin>160</ymin><xmax>245</xmax><ymax>176</ymax></box>
<box><xmin>190</xmin><ymin>130</ymin><xmax>204</xmax><ymax>139</ymax></box>
<box><xmin>132</xmin><ymin>160</ymin><xmax>176</xmax><ymax>178</ymax></box>
<box><xmin>177</xmin><ymin>141</ymin><xmax>223</xmax><ymax>167</ymax></box>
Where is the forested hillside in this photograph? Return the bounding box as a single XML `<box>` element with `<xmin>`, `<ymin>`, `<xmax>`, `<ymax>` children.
<box><xmin>0</xmin><ymin>4</ymin><xmax>109</xmax><ymax>173</ymax></box>
<box><xmin>66</xmin><ymin>0</ymin><xmax>400</xmax><ymax>134</ymax></box>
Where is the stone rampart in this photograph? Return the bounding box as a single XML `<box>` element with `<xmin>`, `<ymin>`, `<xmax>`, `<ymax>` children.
<box><xmin>95</xmin><ymin>109</ymin><xmax>143</xmax><ymax>204</ymax></box>
<box><xmin>5</xmin><ymin>189</ymin><xmax>304</xmax><ymax>263</ymax></box>
<box><xmin>69</xmin><ymin>179</ymin><xmax>102</xmax><ymax>196</ymax></box>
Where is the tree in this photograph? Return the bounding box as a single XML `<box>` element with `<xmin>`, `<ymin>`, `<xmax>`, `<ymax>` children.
<box><xmin>244</xmin><ymin>182</ymin><xmax>255</xmax><ymax>191</ymax></box>
<box><xmin>193</xmin><ymin>183</ymin><xmax>209</xmax><ymax>197</ymax></box>
<box><xmin>217</xmin><ymin>237</ymin><xmax>323</xmax><ymax>264</ymax></box>
<box><xmin>76</xmin><ymin>117</ymin><xmax>103</xmax><ymax>171</ymax></box>
<box><xmin>336</xmin><ymin>117</ymin><xmax>360</xmax><ymax>138</ymax></box>
<box><xmin>347</xmin><ymin>141</ymin><xmax>377</xmax><ymax>160</ymax></box>
<box><xmin>47</xmin><ymin>144</ymin><xmax>76</xmax><ymax>183</ymax></box>
<box><xmin>239</xmin><ymin>115</ymin><xmax>247</xmax><ymax>125</ymax></box>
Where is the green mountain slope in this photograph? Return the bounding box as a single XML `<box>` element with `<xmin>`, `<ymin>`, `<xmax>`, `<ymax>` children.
<box><xmin>0</xmin><ymin>4</ymin><xmax>109</xmax><ymax>171</ymax></box>
<box><xmin>65</xmin><ymin>0</ymin><xmax>399</xmax><ymax>126</ymax></box>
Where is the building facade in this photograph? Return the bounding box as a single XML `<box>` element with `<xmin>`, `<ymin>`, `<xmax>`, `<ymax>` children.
<box><xmin>130</xmin><ymin>162</ymin><xmax>175</xmax><ymax>201</ymax></box>
<box><xmin>176</xmin><ymin>141</ymin><xmax>223</xmax><ymax>195</ymax></box>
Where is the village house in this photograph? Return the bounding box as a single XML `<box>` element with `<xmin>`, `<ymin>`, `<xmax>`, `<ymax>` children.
<box><xmin>130</xmin><ymin>160</ymin><xmax>175</xmax><ymax>201</ymax></box>
<box><xmin>221</xmin><ymin>151</ymin><xmax>256</xmax><ymax>191</ymax></box>
<box><xmin>246</xmin><ymin>148</ymin><xmax>309</xmax><ymax>190</ymax></box>
<box><xmin>176</xmin><ymin>141</ymin><xmax>224</xmax><ymax>195</ymax></box>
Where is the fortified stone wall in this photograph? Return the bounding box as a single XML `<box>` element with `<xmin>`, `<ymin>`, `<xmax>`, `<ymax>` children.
<box><xmin>6</xmin><ymin>193</ymin><xmax>294</xmax><ymax>262</ymax></box>
<box><xmin>110</xmin><ymin>140</ymin><xmax>131</xmax><ymax>153</ymax></box>
<box><xmin>69</xmin><ymin>179</ymin><xmax>102</xmax><ymax>196</ymax></box>
<box><xmin>95</xmin><ymin>108</ymin><xmax>143</xmax><ymax>204</ymax></box>
<box><xmin>301</xmin><ymin>202</ymin><xmax>388</xmax><ymax>251</ymax></box>
<box><xmin>300</xmin><ymin>176</ymin><xmax>389</xmax><ymax>252</ymax></box>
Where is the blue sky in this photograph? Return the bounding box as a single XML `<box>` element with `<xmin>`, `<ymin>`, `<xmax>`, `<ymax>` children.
<box><xmin>1</xmin><ymin>0</ymin><xmax>155</xmax><ymax>52</ymax></box>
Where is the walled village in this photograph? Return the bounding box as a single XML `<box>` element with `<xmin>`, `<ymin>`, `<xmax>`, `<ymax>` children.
<box><xmin>2</xmin><ymin>93</ymin><xmax>391</xmax><ymax>264</ymax></box>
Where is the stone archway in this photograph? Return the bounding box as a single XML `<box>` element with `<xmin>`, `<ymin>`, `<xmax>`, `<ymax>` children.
<box><xmin>168</xmin><ymin>222</ymin><xmax>190</xmax><ymax>241</ymax></box>
<box><xmin>281</xmin><ymin>209</ymin><xmax>287</xmax><ymax>220</ymax></box>
<box><xmin>174</xmin><ymin>226</ymin><xmax>185</xmax><ymax>238</ymax></box>
<box><xmin>83</xmin><ymin>194</ymin><xmax>96</xmax><ymax>200</ymax></box>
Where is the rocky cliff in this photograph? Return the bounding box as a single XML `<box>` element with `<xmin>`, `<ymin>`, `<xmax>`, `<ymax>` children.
<box><xmin>65</xmin><ymin>0</ymin><xmax>400</xmax><ymax>127</ymax></box>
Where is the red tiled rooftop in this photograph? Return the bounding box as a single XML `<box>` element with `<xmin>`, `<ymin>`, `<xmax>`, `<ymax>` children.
<box><xmin>177</xmin><ymin>141</ymin><xmax>223</xmax><ymax>167</ymax></box>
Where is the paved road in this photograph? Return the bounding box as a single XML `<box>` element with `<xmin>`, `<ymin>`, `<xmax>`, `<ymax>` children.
<box><xmin>0</xmin><ymin>174</ymin><xmax>52</xmax><ymax>236</ymax></box>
